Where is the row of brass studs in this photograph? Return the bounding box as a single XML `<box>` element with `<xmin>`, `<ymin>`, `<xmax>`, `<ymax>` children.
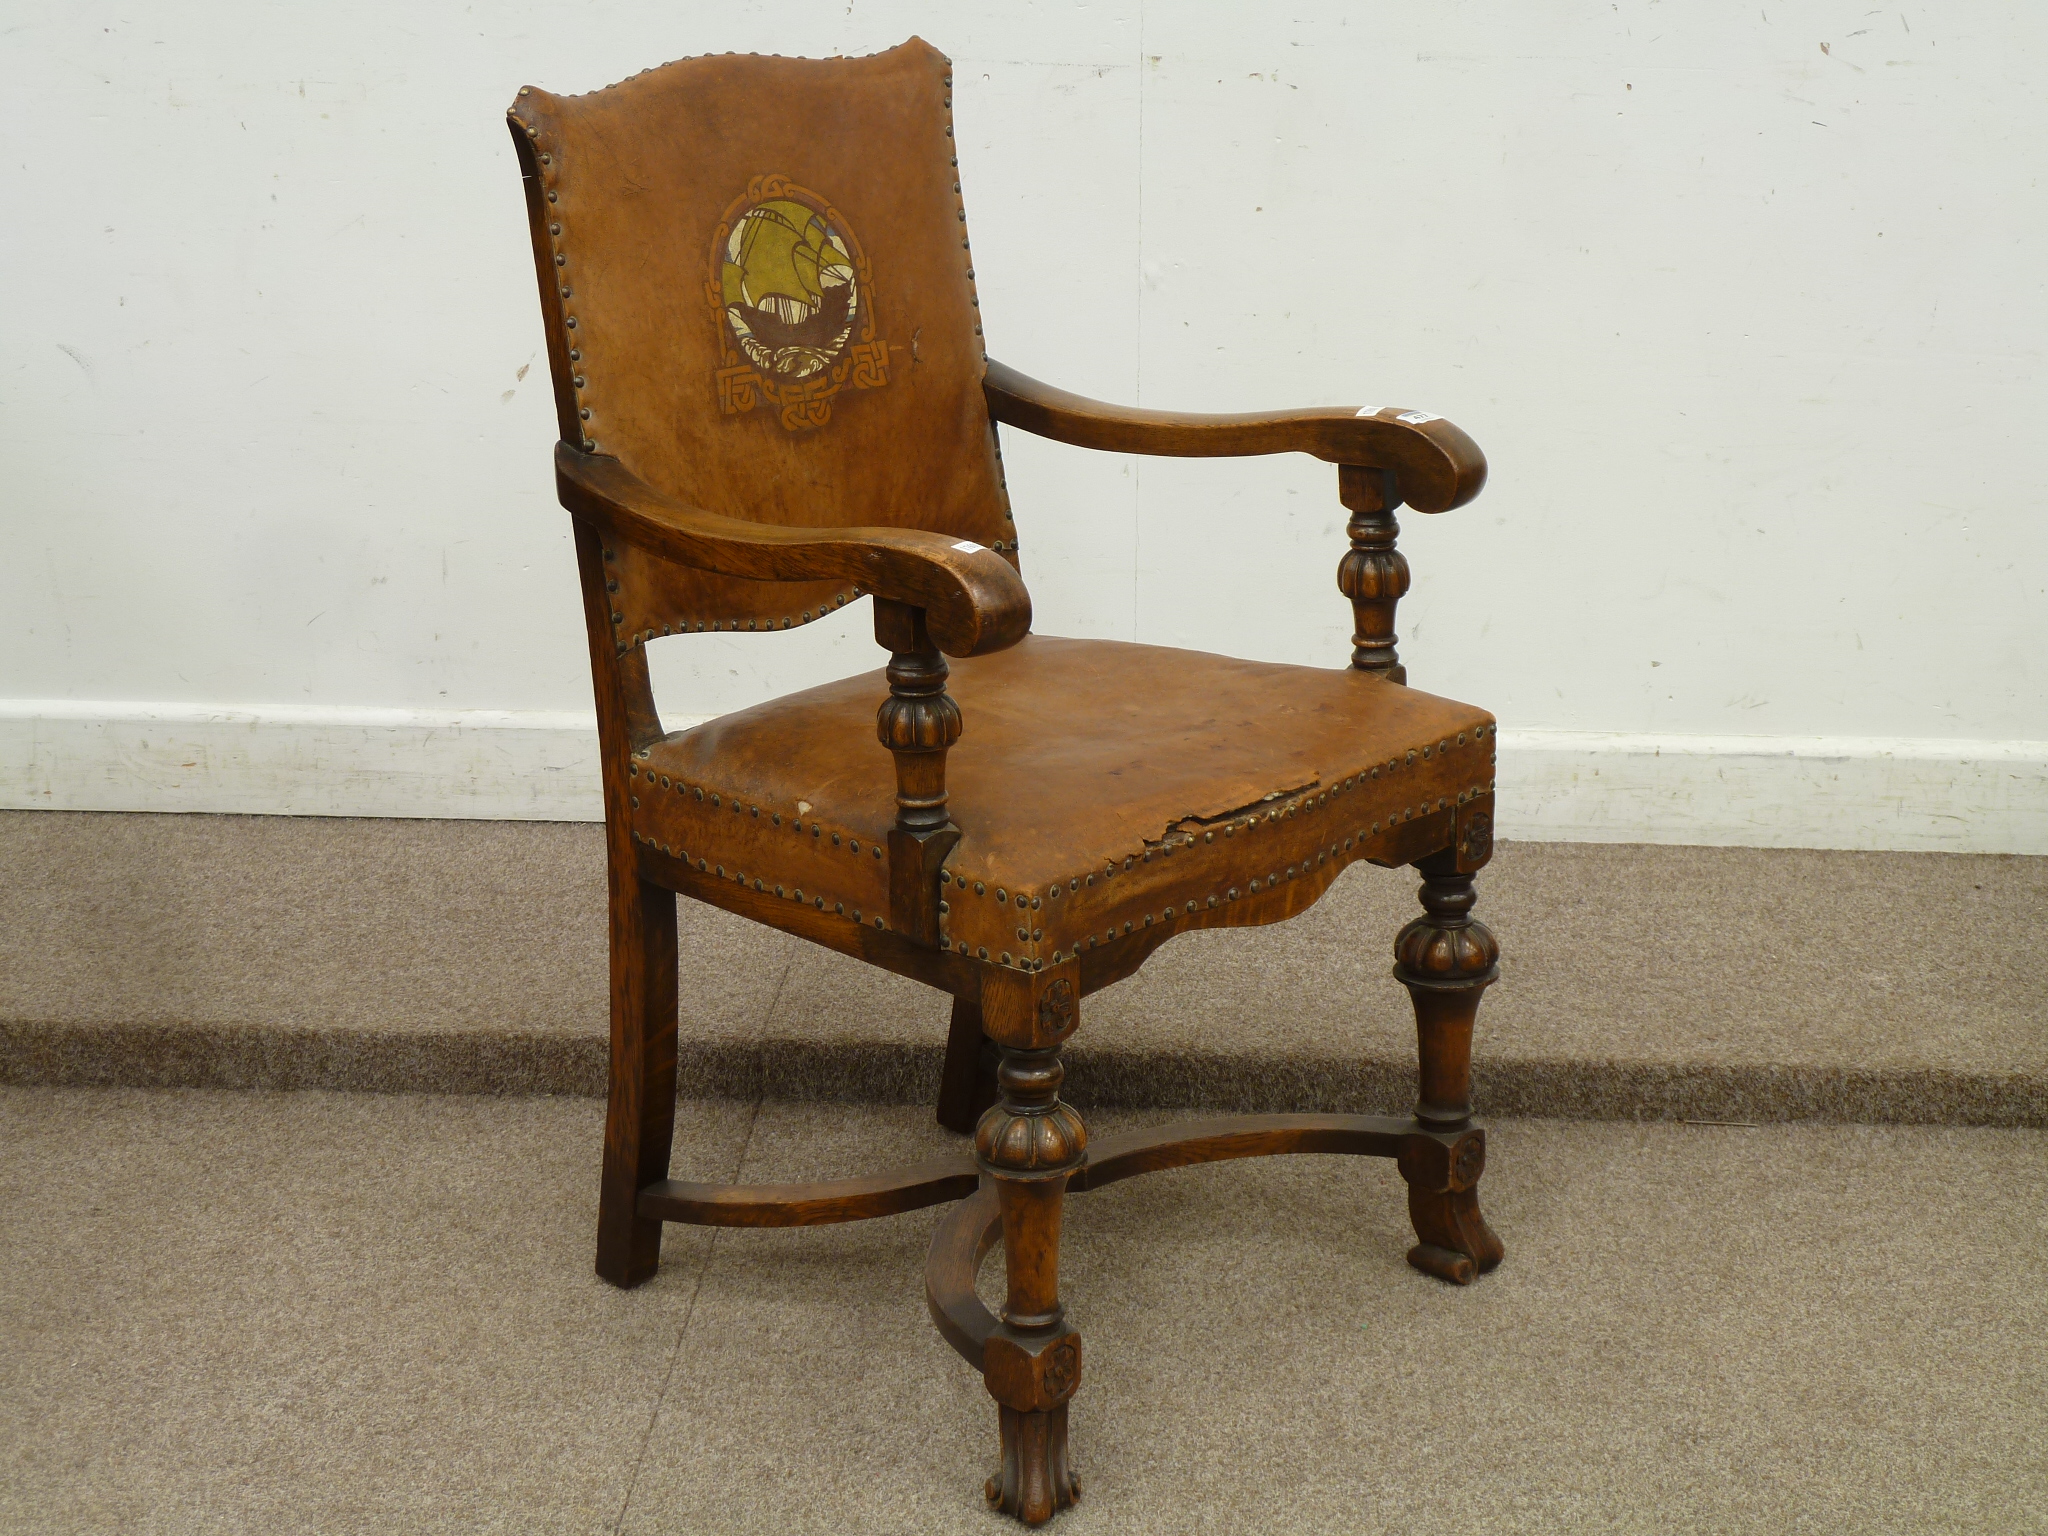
<box><xmin>511</xmin><ymin>101</ymin><xmax>599</xmax><ymax>458</ymax></box>
<box><xmin>940</xmin><ymin>63</ymin><xmax>1016</xmax><ymax>526</ymax></box>
<box><xmin>933</xmin><ymin>719</ymin><xmax>1494</xmax><ymax>968</ymax></box>
<box><xmin>926</xmin><ymin>773</ymin><xmax>1494</xmax><ymax>973</ymax></box>
<box><xmin>938</xmin><ymin>723</ymin><xmax>1496</xmax><ymax>919</ymax></box>
<box><xmin>630</xmin><ymin>828</ymin><xmax>887</xmax><ymax>931</ymax></box>
<box><xmin>626</xmin><ymin>761</ymin><xmax>890</xmax><ymax>867</ymax></box>
<box><xmin>599</xmin><ymin>544</ymin><xmax>867</xmax><ymax>651</ymax></box>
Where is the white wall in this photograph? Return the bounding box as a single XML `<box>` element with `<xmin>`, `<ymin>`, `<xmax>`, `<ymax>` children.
<box><xmin>4</xmin><ymin>3</ymin><xmax>2044</xmax><ymax>847</ymax></box>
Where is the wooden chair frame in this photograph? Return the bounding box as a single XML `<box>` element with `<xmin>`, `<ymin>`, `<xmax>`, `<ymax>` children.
<box><xmin>510</xmin><ymin>65</ymin><xmax>1500</xmax><ymax>1526</ymax></box>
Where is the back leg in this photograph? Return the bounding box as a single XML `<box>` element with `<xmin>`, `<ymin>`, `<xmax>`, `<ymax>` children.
<box><xmin>936</xmin><ymin>995</ymin><xmax>999</xmax><ymax>1134</ymax></box>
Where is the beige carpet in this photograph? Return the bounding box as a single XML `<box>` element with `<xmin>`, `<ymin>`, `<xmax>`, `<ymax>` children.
<box><xmin>3</xmin><ymin>811</ymin><xmax>2044</xmax><ymax>1123</ymax></box>
<box><xmin>0</xmin><ymin>1086</ymin><xmax>2040</xmax><ymax>1533</ymax></box>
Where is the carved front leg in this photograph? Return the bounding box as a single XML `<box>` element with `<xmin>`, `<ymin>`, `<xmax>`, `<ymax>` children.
<box><xmin>1394</xmin><ymin>834</ymin><xmax>1503</xmax><ymax>1283</ymax></box>
<box><xmin>975</xmin><ymin>970</ymin><xmax>1086</xmax><ymax>1524</ymax></box>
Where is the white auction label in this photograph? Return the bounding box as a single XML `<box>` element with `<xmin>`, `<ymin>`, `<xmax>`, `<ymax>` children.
<box><xmin>1396</xmin><ymin>410</ymin><xmax>1440</xmax><ymax>425</ymax></box>
<box><xmin>951</xmin><ymin>540</ymin><xmax>985</xmax><ymax>553</ymax></box>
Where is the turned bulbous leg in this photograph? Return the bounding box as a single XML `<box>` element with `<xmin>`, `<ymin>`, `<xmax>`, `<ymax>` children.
<box><xmin>974</xmin><ymin>1004</ymin><xmax>1086</xmax><ymax>1525</ymax></box>
<box><xmin>1395</xmin><ymin>847</ymin><xmax>1504</xmax><ymax>1283</ymax></box>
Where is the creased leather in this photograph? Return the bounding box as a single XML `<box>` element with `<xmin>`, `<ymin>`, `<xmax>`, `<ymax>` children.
<box><xmin>628</xmin><ymin>635</ymin><xmax>1496</xmax><ymax>969</ymax></box>
<box><xmin>509</xmin><ymin>41</ymin><xmax>1013</xmax><ymax>640</ymax></box>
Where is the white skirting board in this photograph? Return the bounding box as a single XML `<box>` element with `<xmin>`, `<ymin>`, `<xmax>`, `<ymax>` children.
<box><xmin>2</xmin><ymin>701</ymin><xmax>2043</xmax><ymax>854</ymax></box>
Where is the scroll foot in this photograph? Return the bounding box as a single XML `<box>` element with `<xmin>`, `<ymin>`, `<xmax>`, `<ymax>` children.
<box><xmin>986</xmin><ymin>1403</ymin><xmax>1080</xmax><ymax>1524</ymax></box>
<box><xmin>1399</xmin><ymin>1130</ymin><xmax>1504</xmax><ymax>1285</ymax></box>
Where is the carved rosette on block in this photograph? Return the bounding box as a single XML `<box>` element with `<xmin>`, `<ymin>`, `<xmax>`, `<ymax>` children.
<box><xmin>1393</xmin><ymin>846</ymin><xmax>1504</xmax><ymax>1284</ymax></box>
<box><xmin>1337</xmin><ymin>464</ymin><xmax>1411</xmax><ymax>682</ymax></box>
<box><xmin>974</xmin><ymin>1037</ymin><xmax>1087</xmax><ymax>1524</ymax></box>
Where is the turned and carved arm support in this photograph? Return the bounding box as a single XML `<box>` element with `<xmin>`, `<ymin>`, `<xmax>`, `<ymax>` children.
<box><xmin>555</xmin><ymin>444</ymin><xmax>1032</xmax><ymax>659</ymax></box>
<box><xmin>874</xmin><ymin>597</ymin><xmax>965</xmax><ymax>943</ymax></box>
<box><xmin>984</xmin><ymin>360</ymin><xmax>1487</xmax><ymax>681</ymax></box>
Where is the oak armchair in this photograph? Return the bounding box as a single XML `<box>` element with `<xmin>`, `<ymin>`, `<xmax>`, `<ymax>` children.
<box><xmin>510</xmin><ymin>39</ymin><xmax>1500</xmax><ymax>1526</ymax></box>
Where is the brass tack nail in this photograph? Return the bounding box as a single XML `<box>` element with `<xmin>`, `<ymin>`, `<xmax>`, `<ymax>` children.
<box><xmin>1002</xmin><ymin>951</ymin><xmax>1012</xmax><ymax>964</ymax></box>
<box><xmin>978</xmin><ymin>947</ymin><xmax>988</xmax><ymax>959</ymax></box>
<box><xmin>568</xmin><ymin>348</ymin><xmax>580</xmax><ymax>361</ymax></box>
<box><xmin>573</xmin><ymin>375</ymin><xmax>585</xmax><ymax>388</ymax></box>
<box><xmin>996</xmin><ymin>889</ymin><xmax>1007</xmax><ymax>903</ymax></box>
<box><xmin>771</xmin><ymin>812</ymin><xmax>780</xmax><ymax>825</ymax></box>
<box><xmin>554</xmin><ymin>253</ymin><xmax>566</xmax><ymax>267</ymax></box>
<box><xmin>564</xmin><ymin>316</ymin><xmax>577</xmax><ymax>328</ymax></box>
<box><xmin>519</xmin><ymin>86</ymin><xmax>531</xmax><ymax>95</ymax></box>
<box><xmin>629</xmin><ymin>796</ymin><xmax>639</xmax><ymax>808</ymax></box>
<box><xmin>525</xmin><ymin>125</ymin><xmax>538</xmax><ymax>137</ymax></box>
<box><xmin>835</xmin><ymin>903</ymin><xmax>844</xmax><ymax>915</ymax></box>
<box><xmin>539</xmin><ymin>152</ymin><xmax>550</xmax><ymax>164</ymax></box>
<box><xmin>939</xmin><ymin>901</ymin><xmax>949</xmax><ymax>915</ymax></box>
<box><xmin>849</xmin><ymin>840</ymin><xmax>860</xmax><ymax>853</ymax></box>
<box><xmin>832</xmin><ymin>833</ymin><xmax>841</xmax><ymax>845</ymax></box>
<box><xmin>579</xmin><ymin>407</ymin><xmax>590</xmax><ymax>419</ymax></box>
<box><xmin>873</xmin><ymin>847</ymin><xmax>882</xmax><ymax>859</ymax></box>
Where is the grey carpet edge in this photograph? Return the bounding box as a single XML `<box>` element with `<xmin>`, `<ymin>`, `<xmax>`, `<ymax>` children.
<box><xmin>3</xmin><ymin>1020</ymin><xmax>2040</xmax><ymax>1128</ymax></box>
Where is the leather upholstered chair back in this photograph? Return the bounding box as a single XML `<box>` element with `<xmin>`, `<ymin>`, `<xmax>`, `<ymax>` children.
<box><xmin>507</xmin><ymin>39</ymin><xmax>1015</xmax><ymax>637</ymax></box>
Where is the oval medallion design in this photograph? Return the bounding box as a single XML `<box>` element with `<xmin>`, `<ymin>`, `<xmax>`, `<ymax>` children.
<box><xmin>707</xmin><ymin>175</ymin><xmax>891</xmax><ymax>432</ymax></box>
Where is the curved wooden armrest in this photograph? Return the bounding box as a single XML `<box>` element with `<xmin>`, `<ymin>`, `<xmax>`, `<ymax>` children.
<box><xmin>984</xmin><ymin>359</ymin><xmax>1486</xmax><ymax>514</ymax></box>
<box><xmin>555</xmin><ymin>444</ymin><xmax>1032</xmax><ymax>658</ymax></box>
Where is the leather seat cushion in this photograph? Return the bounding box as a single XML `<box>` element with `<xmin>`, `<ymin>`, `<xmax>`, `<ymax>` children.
<box><xmin>629</xmin><ymin>634</ymin><xmax>1495</xmax><ymax>970</ymax></box>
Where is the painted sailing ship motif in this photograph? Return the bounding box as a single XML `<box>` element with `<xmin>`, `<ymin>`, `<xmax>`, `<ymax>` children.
<box><xmin>708</xmin><ymin>176</ymin><xmax>890</xmax><ymax>431</ymax></box>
